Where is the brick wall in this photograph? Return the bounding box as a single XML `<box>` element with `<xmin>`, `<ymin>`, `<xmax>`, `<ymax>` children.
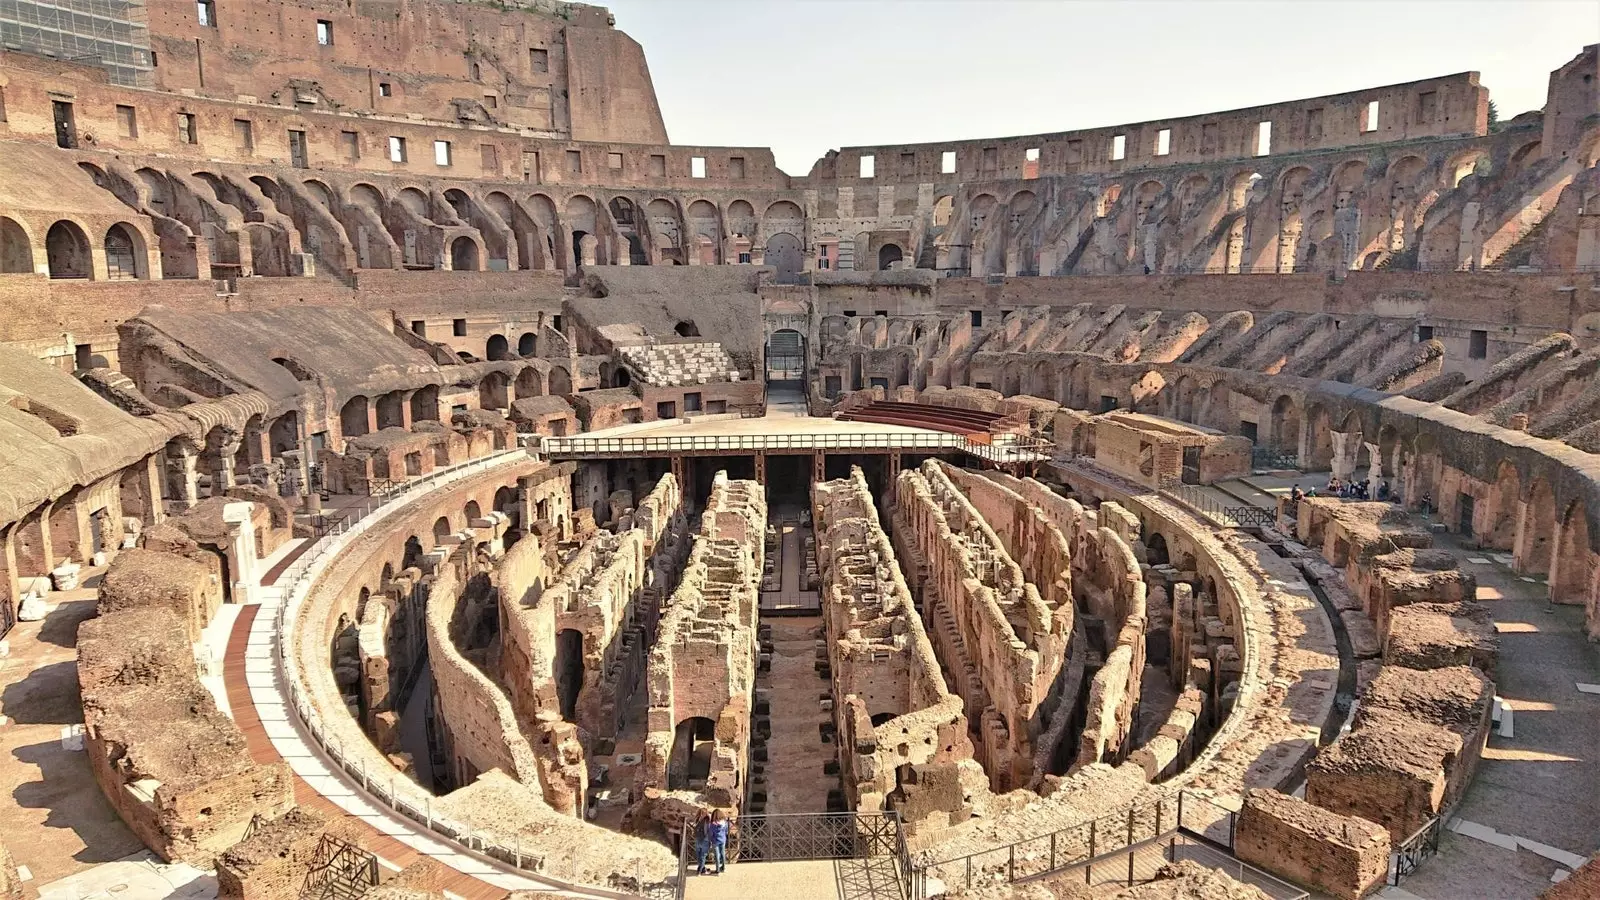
<box><xmin>1235</xmin><ymin>789</ymin><xmax>1390</xmax><ymax>900</ymax></box>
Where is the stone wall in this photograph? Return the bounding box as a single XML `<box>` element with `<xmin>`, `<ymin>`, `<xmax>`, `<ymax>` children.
<box><xmin>1235</xmin><ymin>789</ymin><xmax>1390</xmax><ymax>900</ymax></box>
<box><xmin>77</xmin><ymin>607</ymin><xmax>294</xmax><ymax>865</ymax></box>
<box><xmin>812</xmin><ymin>467</ymin><xmax>976</xmax><ymax>834</ymax></box>
<box><xmin>638</xmin><ymin>472</ymin><xmax>765</xmax><ymax>827</ymax></box>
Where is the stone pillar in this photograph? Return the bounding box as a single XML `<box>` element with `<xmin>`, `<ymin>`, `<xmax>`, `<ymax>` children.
<box><xmin>171</xmin><ymin>444</ymin><xmax>201</xmax><ymax>507</ymax></box>
<box><xmin>754</xmin><ymin>451</ymin><xmax>767</xmax><ymax>486</ymax></box>
<box><xmin>1363</xmin><ymin>441</ymin><xmax>1382</xmax><ymax>494</ymax></box>
<box><xmin>222</xmin><ymin>502</ymin><xmax>260</xmax><ymax>604</ymax></box>
<box><xmin>216</xmin><ymin>439</ymin><xmax>242</xmax><ymax>492</ymax></box>
<box><xmin>1329</xmin><ymin>431</ymin><xmax>1359</xmax><ymax>481</ymax></box>
<box><xmin>399</xmin><ymin>390</ymin><xmax>415</xmax><ymax>430</ymax></box>
<box><xmin>813</xmin><ymin>452</ymin><xmax>826</xmax><ymax>483</ymax></box>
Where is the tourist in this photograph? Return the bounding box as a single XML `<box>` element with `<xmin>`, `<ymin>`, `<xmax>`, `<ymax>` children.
<box><xmin>694</xmin><ymin>811</ymin><xmax>713</xmax><ymax>875</ymax></box>
<box><xmin>1378</xmin><ymin>481</ymin><xmax>1391</xmax><ymax>501</ymax></box>
<box><xmin>709</xmin><ymin>809</ymin><xmax>730</xmax><ymax>874</ymax></box>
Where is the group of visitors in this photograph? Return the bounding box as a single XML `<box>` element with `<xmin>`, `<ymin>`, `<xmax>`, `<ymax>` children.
<box><xmin>693</xmin><ymin>809</ymin><xmax>731</xmax><ymax>876</ymax></box>
<box><xmin>1289</xmin><ymin>477</ymin><xmax>1390</xmax><ymax>505</ymax></box>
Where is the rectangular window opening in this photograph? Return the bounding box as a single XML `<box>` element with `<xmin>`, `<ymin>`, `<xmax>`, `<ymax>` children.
<box><xmin>530</xmin><ymin>48</ymin><xmax>549</xmax><ymax>73</ymax></box>
<box><xmin>115</xmin><ymin>104</ymin><xmax>137</xmax><ymax>138</ymax></box>
<box><xmin>1416</xmin><ymin>324</ymin><xmax>1434</xmax><ymax>342</ymax></box>
<box><xmin>388</xmin><ymin>136</ymin><xmax>407</xmax><ymax>163</ymax></box>
<box><xmin>566</xmin><ymin>149</ymin><xmax>582</xmax><ymax>173</ymax></box>
<box><xmin>648</xmin><ymin>154</ymin><xmax>666</xmax><ymax>177</ymax></box>
<box><xmin>1111</xmin><ymin>134</ymin><xmax>1127</xmax><ymax>161</ymax></box>
<box><xmin>1255</xmin><ymin>121</ymin><xmax>1272</xmax><ymax>156</ymax></box>
<box><xmin>1363</xmin><ymin>100</ymin><xmax>1380</xmax><ymax>133</ymax></box>
<box><xmin>197</xmin><ymin>0</ymin><xmax>216</xmax><ymax>27</ymax></box>
<box><xmin>233</xmin><ymin>118</ymin><xmax>253</xmax><ymax>153</ymax></box>
<box><xmin>483</xmin><ymin>94</ymin><xmax>497</xmax><ymax>109</ymax></box>
<box><xmin>1469</xmin><ymin>329</ymin><xmax>1488</xmax><ymax>359</ymax></box>
<box><xmin>607</xmin><ymin>151</ymin><xmax>623</xmax><ymax>169</ymax></box>
<box><xmin>691</xmin><ymin>156</ymin><xmax>706</xmax><ymax>178</ymax></box>
<box><xmin>177</xmin><ymin>112</ymin><xmax>196</xmax><ymax>144</ymax></box>
<box><xmin>316</xmin><ymin>20</ymin><xmax>333</xmax><ymax>46</ymax></box>
<box><xmin>859</xmin><ymin>154</ymin><xmax>875</xmax><ymax>178</ymax></box>
<box><xmin>340</xmin><ymin>131</ymin><xmax>359</xmax><ymax>160</ymax></box>
<box><xmin>730</xmin><ymin>156</ymin><xmax>746</xmax><ymax>179</ymax></box>
<box><xmin>378</xmin><ymin>82</ymin><xmax>392</xmax><ymax>98</ymax></box>
<box><xmin>970</xmin><ymin>310</ymin><xmax>983</xmax><ymax>327</ymax></box>
<box><xmin>1024</xmin><ymin>147</ymin><xmax>1040</xmax><ymax>179</ymax></box>
<box><xmin>452</xmin><ymin>318</ymin><xmax>467</xmax><ymax>337</ymax></box>
<box><xmin>940</xmin><ymin>150</ymin><xmax>956</xmax><ymax>174</ymax></box>
<box><xmin>1156</xmin><ymin>128</ymin><xmax>1171</xmax><ymax>156</ymax></box>
<box><xmin>411</xmin><ymin>320</ymin><xmax>426</xmax><ymax>336</ymax></box>
<box><xmin>434</xmin><ymin>140</ymin><xmax>451</xmax><ymax>166</ymax></box>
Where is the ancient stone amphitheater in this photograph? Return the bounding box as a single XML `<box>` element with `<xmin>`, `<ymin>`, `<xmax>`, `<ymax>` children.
<box><xmin>0</xmin><ymin>3</ymin><xmax>1595</xmax><ymax>900</ymax></box>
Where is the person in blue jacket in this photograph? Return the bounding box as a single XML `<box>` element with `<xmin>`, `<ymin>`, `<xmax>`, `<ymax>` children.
<box><xmin>706</xmin><ymin>809</ymin><xmax>730</xmax><ymax>874</ymax></box>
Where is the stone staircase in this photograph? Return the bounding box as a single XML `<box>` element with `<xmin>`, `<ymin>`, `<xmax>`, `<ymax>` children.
<box><xmin>618</xmin><ymin>341</ymin><xmax>740</xmax><ymax>387</ymax></box>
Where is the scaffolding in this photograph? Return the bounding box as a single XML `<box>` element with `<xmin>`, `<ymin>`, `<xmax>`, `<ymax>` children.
<box><xmin>0</xmin><ymin>0</ymin><xmax>153</xmax><ymax>86</ymax></box>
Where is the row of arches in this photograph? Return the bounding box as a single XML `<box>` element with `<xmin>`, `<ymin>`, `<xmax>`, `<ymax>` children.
<box><xmin>0</xmin><ymin>216</ymin><xmax>151</xmax><ymax>280</ymax></box>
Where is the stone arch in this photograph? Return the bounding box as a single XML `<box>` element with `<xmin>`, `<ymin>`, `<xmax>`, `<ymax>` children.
<box><xmin>515</xmin><ymin>366</ymin><xmax>544</xmax><ymax>398</ymax></box>
<box><xmin>350</xmin><ymin>183</ymin><xmax>386</xmax><ymax>211</ymax></box>
<box><xmin>104</xmin><ymin>223</ymin><xmax>147</xmax><ymax>280</ymax></box>
<box><xmin>764</xmin><ymin>200</ymin><xmax>804</xmax><ymax>222</ymax></box>
<box><xmin>1304</xmin><ymin>404</ymin><xmax>1334</xmax><ymax>470</ymax></box>
<box><xmin>767</xmin><ymin>231</ymin><xmax>803</xmax><ymax>280</ymax></box>
<box><xmin>450</xmin><ymin>236</ymin><xmax>480</xmax><ymax>271</ymax></box>
<box><xmin>303</xmin><ymin>179</ymin><xmax>336</xmax><ymax>209</ymax></box>
<box><xmin>1486</xmin><ymin>460</ymin><xmax>1522</xmax><ymax>551</ymax></box>
<box><xmin>1554</xmin><ymin>500</ymin><xmax>1594</xmax><ymax>604</ymax></box>
<box><xmin>878</xmin><ymin>243</ymin><xmax>904</xmax><ymax>270</ymax></box>
<box><xmin>432</xmin><ymin>515</ymin><xmax>453</xmax><ymax>545</ymax></box>
<box><xmin>1522</xmin><ymin>477</ymin><xmax>1557</xmax><ymax>575</ymax></box>
<box><xmin>549</xmin><ymin>365</ymin><xmax>572</xmax><ymax>395</ymax></box>
<box><xmin>669</xmin><ymin>716</ymin><xmax>716</xmax><ymax>790</ymax></box>
<box><xmin>397</xmin><ymin>187</ymin><xmax>430</xmax><ymax>219</ymax></box>
<box><xmin>340</xmin><ymin>396</ymin><xmax>370</xmax><ymax>440</ymax></box>
<box><xmin>479</xmin><ymin>371</ymin><xmax>509</xmax><ymax>409</ymax></box>
<box><xmin>0</xmin><ymin>217</ymin><xmax>34</xmax><ymax>273</ymax></box>
<box><xmin>1270</xmin><ymin>395</ymin><xmax>1301</xmax><ymax>452</ymax></box>
<box><xmin>375</xmin><ymin>392</ymin><xmax>405</xmax><ymax>430</ymax></box>
<box><xmin>1446</xmin><ymin>149</ymin><xmax>1491</xmax><ymax>187</ymax></box>
<box><xmin>517</xmin><ymin>332</ymin><xmax>537</xmax><ymax>356</ymax></box>
<box><xmin>486</xmin><ymin>334</ymin><xmax>510</xmax><ymax>361</ymax></box>
<box><xmin>46</xmin><ymin>220</ymin><xmax>93</xmax><ymax>279</ymax></box>
<box><xmin>1506</xmin><ymin>141</ymin><xmax>1542</xmax><ymax>180</ymax></box>
<box><xmin>410</xmin><ymin>385</ymin><xmax>439</xmax><ymax>423</ymax></box>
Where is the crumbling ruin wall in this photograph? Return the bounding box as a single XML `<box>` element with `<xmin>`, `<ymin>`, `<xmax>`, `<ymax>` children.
<box><xmin>1234</xmin><ymin>789</ymin><xmax>1390</xmax><ymax>900</ymax></box>
<box><xmin>96</xmin><ymin>545</ymin><xmax>224</xmax><ymax>643</ymax></box>
<box><xmin>215</xmin><ymin>807</ymin><xmax>358</xmax><ymax>900</ymax></box>
<box><xmin>77</xmin><ymin>608</ymin><xmax>294</xmax><ymax>866</ymax></box>
<box><xmin>812</xmin><ymin>467</ymin><xmax>976</xmax><ymax>835</ymax></box>
<box><xmin>0</xmin><ymin>840</ymin><xmax>21</xmax><ymax>900</ymax></box>
<box><xmin>892</xmin><ymin>460</ymin><xmax>1072</xmax><ymax>791</ymax></box>
<box><xmin>638</xmin><ymin>472</ymin><xmax>765</xmax><ymax>827</ymax></box>
<box><xmin>501</xmin><ymin>473</ymin><xmax>686</xmax><ymax>751</ymax></box>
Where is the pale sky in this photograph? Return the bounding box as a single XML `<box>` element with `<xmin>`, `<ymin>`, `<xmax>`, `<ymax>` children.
<box><xmin>603</xmin><ymin>0</ymin><xmax>1600</xmax><ymax>175</ymax></box>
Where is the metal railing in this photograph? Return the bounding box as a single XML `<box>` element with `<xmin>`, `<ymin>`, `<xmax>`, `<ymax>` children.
<box><xmin>539</xmin><ymin>430</ymin><xmax>1052</xmax><ymax>465</ymax></box>
<box><xmin>1250</xmin><ymin>447</ymin><xmax>1300</xmax><ymax>471</ymax></box>
<box><xmin>1390</xmin><ymin>816</ymin><xmax>1444</xmax><ymax>886</ymax></box>
<box><xmin>264</xmin><ymin>447</ymin><xmax>669</xmax><ymax>899</ymax></box>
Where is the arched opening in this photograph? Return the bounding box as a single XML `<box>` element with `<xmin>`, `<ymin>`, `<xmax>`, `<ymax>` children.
<box><xmin>376</xmin><ymin>392</ymin><xmax>405</xmax><ymax>430</ymax></box>
<box><xmin>1144</xmin><ymin>531</ymin><xmax>1169</xmax><ymax>566</ymax></box>
<box><xmin>610</xmin><ymin>366</ymin><xmax>631</xmax><ymax>388</ymax></box>
<box><xmin>549</xmin><ymin>366</ymin><xmax>572</xmax><ymax>395</ymax></box>
<box><xmin>517</xmin><ymin>332</ymin><xmax>537</xmax><ymax>356</ymax></box>
<box><xmin>450</xmin><ymin>237</ymin><xmax>480</xmax><ymax>271</ymax></box>
<box><xmin>1522</xmin><ymin>478</ymin><xmax>1557</xmax><ymax>576</ymax></box>
<box><xmin>340</xmin><ymin>396</ymin><xmax>370</xmax><ymax>440</ymax></box>
<box><xmin>669</xmin><ymin>717</ymin><xmax>716</xmax><ymax>790</ymax></box>
<box><xmin>1554</xmin><ymin>502</ymin><xmax>1593</xmax><ymax>604</ymax></box>
<box><xmin>432</xmin><ymin>515</ymin><xmax>454</xmax><ymax>545</ymax></box>
<box><xmin>46</xmin><ymin>221</ymin><xmax>92</xmax><ymax>279</ymax></box>
<box><xmin>486</xmin><ymin>334</ymin><xmax>509</xmax><ymax>361</ymax></box>
<box><xmin>464</xmin><ymin>500</ymin><xmax>482</xmax><ymax>522</ymax></box>
<box><xmin>571</xmin><ymin>230</ymin><xmax>591</xmax><ymax>266</ymax></box>
<box><xmin>1487</xmin><ymin>462</ymin><xmax>1521</xmax><ymax>551</ymax></box>
<box><xmin>766</xmin><ymin>232</ymin><xmax>803</xmax><ymax>282</ymax></box>
<box><xmin>104</xmin><ymin>224</ymin><xmax>143</xmax><ymax>280</ymax></box>
<box><xmin>1270</xmin><ymin>395</ymin><xmax>1301</xmax><ymax>453</ymax></box>
<box><xmin>515</xmin><ymin>367</ymin><xmax>544</xmax><ymax>398</ymax></box>
<box><xmin>674</xmin><ymin>321</ymin><xmax>700</xmax><ymax>338</ymax></box>
<box><xmin>554</xmin><ymin>629</ymin><xmax>584</xmax><ymax>721</ymax></box>
<box><xmin>402</xmin><ymin>535</ymin><xmax>424</xmax><ymax>570</ymax></box>
<box><xmin>410</xmin><ymin>385</ymin><xmax>439</xmax><ymax>423</ymax></box>
<box><xmin>767</xmin><ymin>328</ymin><xmax>805</xmax><ymax>388</ymax></box>
<box><xmin>479</xmin><ymin>372</ymin><xmax>509</xmax><ymax>410</ymax></box>
<box><xmin>625</xmin><ymin>233</ymin><xmax>648</xmax><ymax>266</ymax></box>
<box><xmin>268</xmin><ymin>411</ymin><xmax>299</xmax><ymax>458</ymax></box>
<box><xmin>878</xmin><ymin>243</ymin><xmax>904</xmax><ymax>271</ymax></box>
<box><xmin>0</xmin><ymin>217</ymin><xmax>33</xmax><ymax>273</ymax></box>
<box><xmin>1305</xmin><ymin>405</ymin><xmax>1334</xmax><ymax>471</ymax></box>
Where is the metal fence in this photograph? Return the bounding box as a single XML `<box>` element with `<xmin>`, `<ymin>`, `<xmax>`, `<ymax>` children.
<box><xmin>540</xmin><ymin>430</ymin><xmax>1053</xmax><ymax>465</ymax></box>
<box><xmin>1390</xmin><ymin>816</ymin><xmax>1444</xmax><ymax>886</ymax></box>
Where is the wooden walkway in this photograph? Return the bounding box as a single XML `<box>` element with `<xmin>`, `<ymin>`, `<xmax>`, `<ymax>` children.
<box><xmin>760</xmin><ymin>522</ymin><xmax>819</xmax><ymax>614</ymax></box>
<box><xmin>223</xmin><ymin>603</ymin><xmax>510</xmax><ymax>900</ymax></box>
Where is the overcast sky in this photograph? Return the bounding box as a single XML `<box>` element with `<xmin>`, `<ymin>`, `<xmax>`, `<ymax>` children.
<box><xmin>602</xmin><ymin>0</ymin><xmax>1598</xmax><ymax>175</ymax></box>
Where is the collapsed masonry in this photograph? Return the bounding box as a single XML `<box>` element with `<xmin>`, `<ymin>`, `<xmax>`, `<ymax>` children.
<box><xmin>812</xmin><ymin>467</ymin><xmax>979</xmax><ymax>835</ymax></box>
<box><xmin>636</xmin><ymin>472</ymin><xmax>766</xmax><ymax>834</ymax></box>
<box><xmin>77</xmin><ymin>607</ymin><xmax>293</xmax><ymax>865</ymax></box>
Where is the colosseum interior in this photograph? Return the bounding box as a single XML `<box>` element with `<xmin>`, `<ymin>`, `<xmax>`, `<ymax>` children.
<box><xmin>0</xmin><ymin>2</ymin><xmax>1595</xmax><ymax>899</ymax></box>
